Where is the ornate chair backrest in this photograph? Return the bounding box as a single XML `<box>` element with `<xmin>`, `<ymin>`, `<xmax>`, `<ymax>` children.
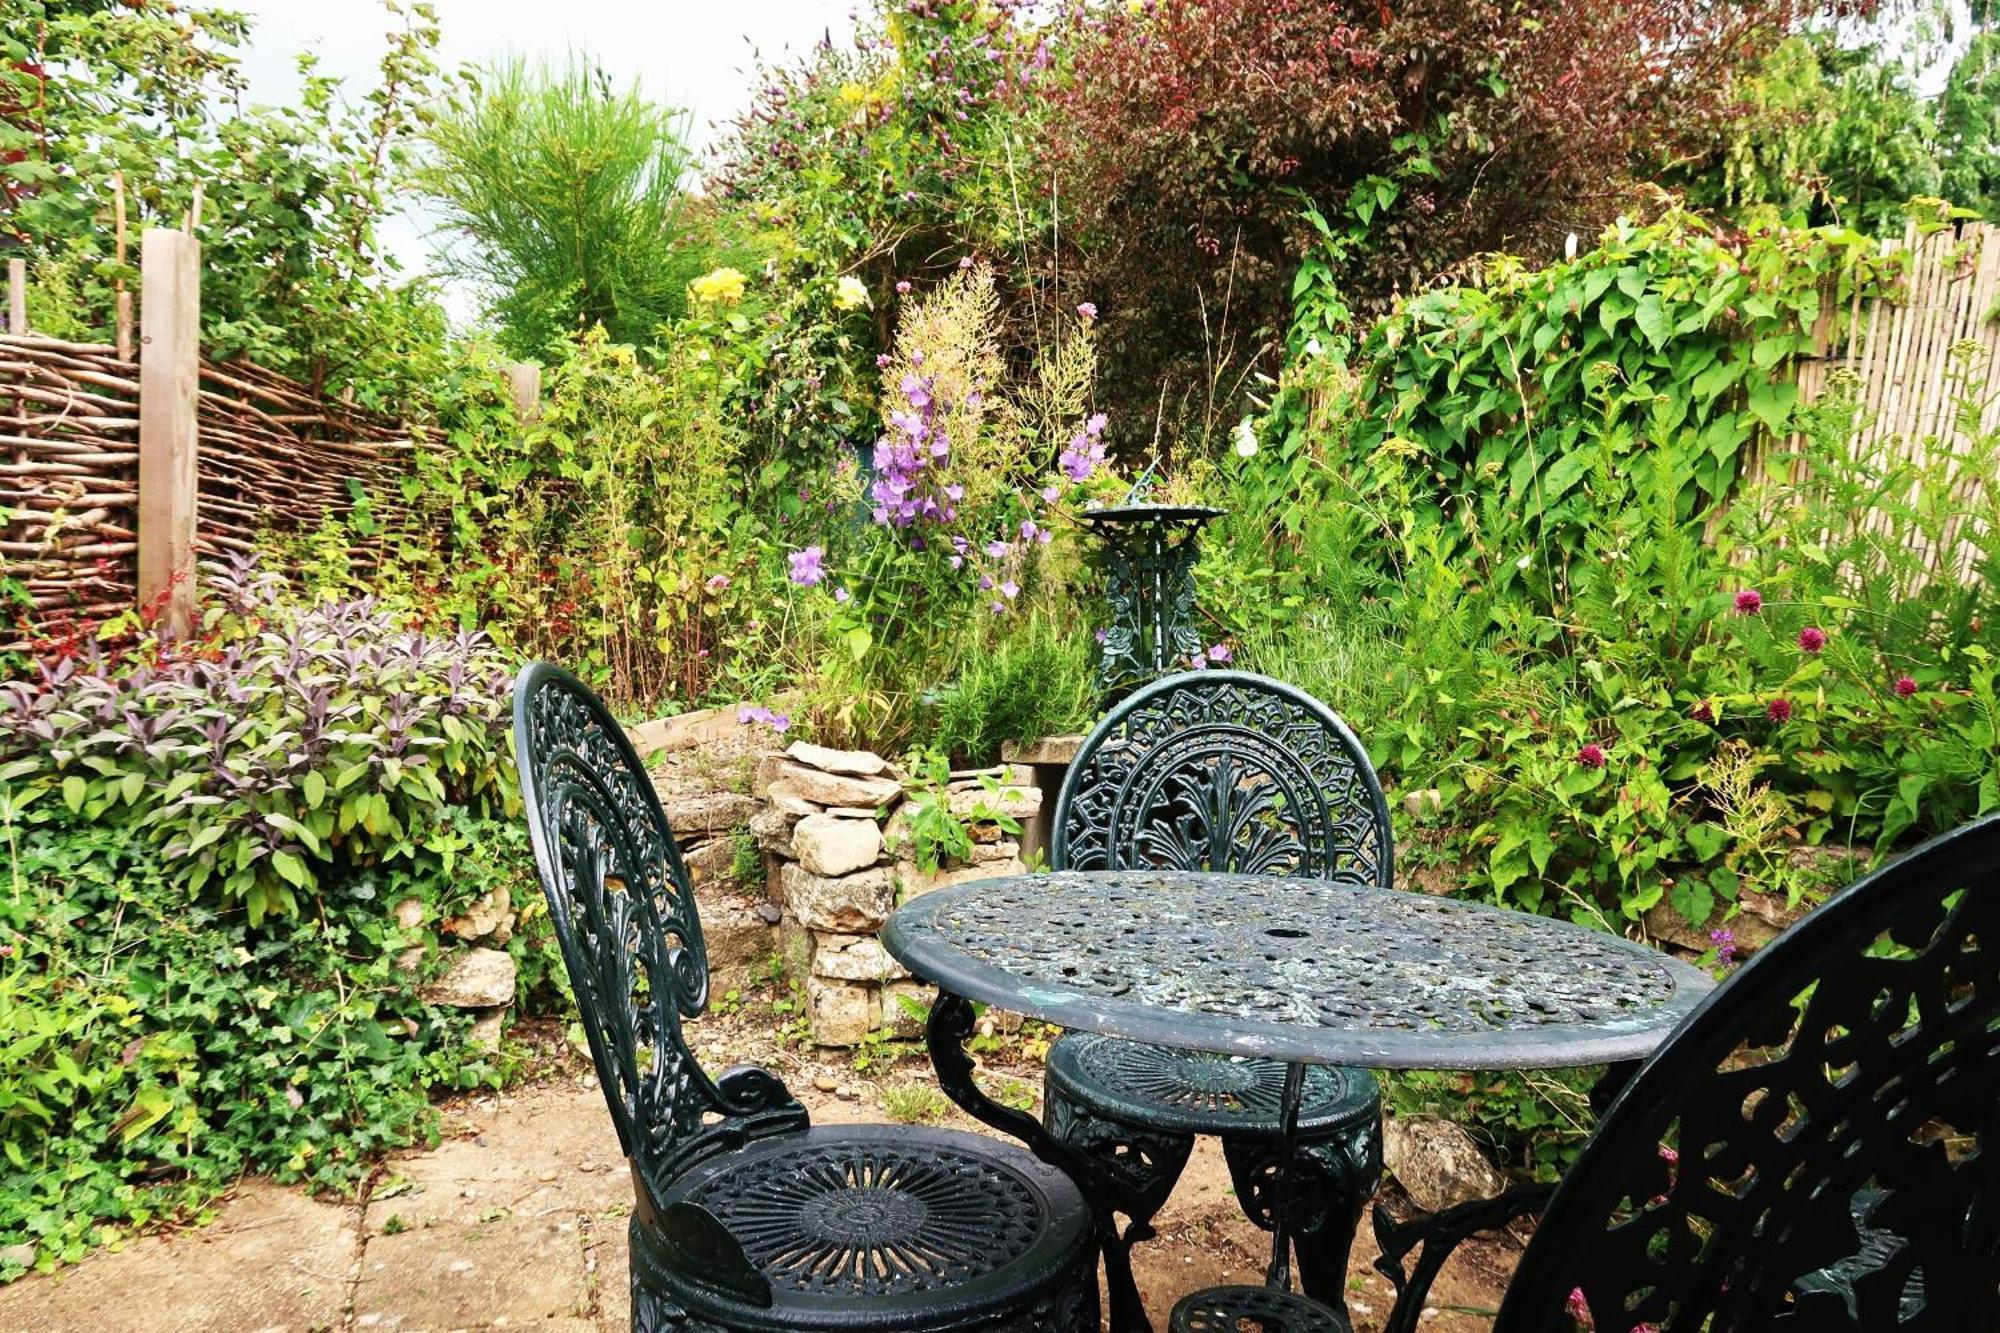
<box><xmin>1052</xmin><ymin>670</ymin><xmax>1391</xmax><ymax>886</ymax></box>
<box><xmin>1498</xmin><ymin>813</ymin><xmax>2000</xmax><ymax>1330</ymax></box>
<box><xmin>512</xmin><ymin>664</ymin><xmax>805</xmax><ymax>1200</ymax></box>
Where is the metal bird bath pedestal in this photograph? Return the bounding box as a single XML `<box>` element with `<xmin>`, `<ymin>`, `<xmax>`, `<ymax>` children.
<box><xmin>1081</xmin><ymin>503</ymin><xmax>1225</xmax><ymax>699</ymax></box>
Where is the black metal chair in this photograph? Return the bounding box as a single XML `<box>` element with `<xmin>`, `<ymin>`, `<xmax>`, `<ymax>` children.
<box><xmin>512</xmin><ymin>664</ymin><xmax>1098</xmax><ymax>1333</ymax></box>
<box><xmin>1181</xmin><ymin>811</ymin><xmax>2000</xmax><ymax>1333</ymax></box>
<box><xmin>1043</xmin><ymin>670</ymin><xmax>1392</xmax><ymax>1315</ymax></box>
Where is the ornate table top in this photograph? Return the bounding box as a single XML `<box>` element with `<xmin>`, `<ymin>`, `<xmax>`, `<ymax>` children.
<box><xmin>882</xmin><ymin>870</ymin><xmax>1715</xmax><ymax>1069</ymax></box>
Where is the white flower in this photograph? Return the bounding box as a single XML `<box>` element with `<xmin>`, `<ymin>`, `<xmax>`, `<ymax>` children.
<box><xmin>1233</xmin><ymin>417</ymin><xmax>1260</xmax><ymax>458</ymax></box>
<box><xmin>1516</xmin><ymin>553</ymin><xmax>1533</xmax><ymax>570</ymax></box>
<box><xmin>1303</xmin><ymin>337</ymin><xmax>1323</xmax><ymax>357</ymax></box>
<box><xmin>833</xmin><ymin>275</ymin><xmax>871</xmax><ymax>311</ymax></box>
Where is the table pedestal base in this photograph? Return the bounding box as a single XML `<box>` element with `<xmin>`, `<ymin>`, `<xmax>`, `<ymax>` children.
<box><xmin>926</xmin><ymin>991</ymin><xmax>1155</xmax><ymax>1333</ymax></box>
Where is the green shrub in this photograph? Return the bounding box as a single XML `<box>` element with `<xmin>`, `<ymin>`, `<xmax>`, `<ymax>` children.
<box><xmin>0</xmin><ymin>564</ymin><xmax>557</xmax><ymax>1275</ymax></box>
<box><xmin>0</xmin><ymin>558</ymin><xmax>516</xmax><ymax>926</ymax></box>
<box><xmin>924</xmin><ymin>610</ymin><xmax>1097</xmax><ymax>766</ymax></box>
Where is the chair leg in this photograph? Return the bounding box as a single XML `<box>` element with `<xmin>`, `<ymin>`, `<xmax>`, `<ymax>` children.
<box><xmin>1222</xmin><ymin>1116</ymin><xmax>1383</xmax><ymax>1318</ymax></box>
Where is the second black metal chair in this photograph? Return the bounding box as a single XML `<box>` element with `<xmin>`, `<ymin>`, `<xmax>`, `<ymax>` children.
<box><xmin>1043</xmin><ymin>670</ymin><xmax>1393</xmax><ymax>1316</ymax></box>
<box><xmin>513</xmin><ymin>664</ymin><xmax>1098</xmax><ymax>1332</ymax></box>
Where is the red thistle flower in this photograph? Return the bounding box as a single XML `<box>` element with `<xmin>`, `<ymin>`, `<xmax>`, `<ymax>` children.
<box><xmin>1734</xmin><ymin>589</ymin><xmax>1763</xmax><ymax>615</ymax></box>
<box><xmin>1690</xmin><ymin>699</ymin><xmax>1714</xmax><ymax>724</ymax></box>
<box><xmin>1797</xmin><ymin>626</ymin><xmax>1827</xmax><ymax>653</ymax></box>
<box><xmin>1577</xmin><ymin>743</ymin><xmax>1607</xmax><ymax>769</ymax></box>
<box><xmin>1767</xmin><ymin>697</ymin><xmax>1793</xmax><ymax>722</ymax></box>
<box><xmin>1894</xmin><ymin>675</ymin><xmax>1919</xmax><ymax>697</ymax></box>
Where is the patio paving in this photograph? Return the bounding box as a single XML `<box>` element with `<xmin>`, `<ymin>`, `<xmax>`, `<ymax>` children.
<box><xmin>0</xmin><ymin>1063</ymin><xmax>1517</xmax><ymax>1332</ymax></box>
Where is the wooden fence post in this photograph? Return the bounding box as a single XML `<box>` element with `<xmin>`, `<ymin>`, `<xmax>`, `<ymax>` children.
<box><xmin>138</xmin><ymin>228</ymin><xmax>200</xmax><ymax>637</ymax></box>
<box><xmin>6</xmin><ymin>258</ymin><xmax>23</xmax><ymax>335</ymax></box>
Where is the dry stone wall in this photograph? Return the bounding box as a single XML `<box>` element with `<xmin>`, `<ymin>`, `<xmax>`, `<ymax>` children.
<box><xmin>753</xmin><ymin>740</ymin><xmax>1042</xmax><ymax>1046</ymax></box>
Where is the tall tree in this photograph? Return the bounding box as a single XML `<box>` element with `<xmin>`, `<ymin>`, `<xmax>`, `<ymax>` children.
<box><xmin>419</xmin><ymin>57</ymin><xmax>703</xmax><ymax>356</ymax></box>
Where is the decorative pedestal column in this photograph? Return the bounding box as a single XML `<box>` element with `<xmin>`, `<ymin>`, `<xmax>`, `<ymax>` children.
<box><xmin>1081</xmin><ymin>503</ymin><xmax>1225</xmax><ymax>699</ymax></box>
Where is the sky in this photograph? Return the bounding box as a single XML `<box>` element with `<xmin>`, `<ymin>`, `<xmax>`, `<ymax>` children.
<box><xmin>228</xmin><ymin>0</ymin><xmax>860</xmax><ymax>317</ymax></box>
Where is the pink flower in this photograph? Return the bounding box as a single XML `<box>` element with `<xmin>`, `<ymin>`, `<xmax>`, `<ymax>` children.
<box><xmin>1797</xmin><ymin>626</ymin><xmax>1827</xmax><ymax>653</ymax></box>
<box><xmin>1577</xmin><ymin>743</ymin><xmax>1606</xmax><ymax>769</ymax></box>
<box><xmin>834</xmin><ymin>587</ymin><xmax>850</xmax><ymax>603</ymax></box>
<box><xmin>959</xmin><ymin>256</ymin><xmax>974</xmax><ymax>269</ymax></box>
<box><xmin>1767</xmin><ymin>697</ymin><xmax>1792</xmax><ymax>722</ymax></box>
<box><xmin>787</xmin><ymin>547</ymin><xmax>825</xmax><ymax>586</ymax></box>
<box><xmin>705</xmin><ymin>574</ymin><xmax>730</xmax><ymax>592</ymax></box>
<box><xmin>1076</xmin><ymin>301</ymin><xmax>1098</xmax><ymax>321</ymax></box>
<box><xmin>1734</xmin><ymin>589</ymin><xmax>1763</xmax><ymax>615</ymax></box>
<box><xmin>896</xmin><ymin>280</ymin><xmax>912</xmax><ymax>294</ymax></box>
<box><xmin>1206</xmin><ymin>643</ymin><xmax>1232</xmax><ymax>664</ymax></box>
<box><xmin>1566</xmin><ymin>1287</ymin><xmax>1593</xmax><ymax>1329</ymax></box>
<box><xmin>1040</xmin><ymin>484</ymin><xmax>1059</xmax><ymax>503</ymax></box>
<box><xmin>1894</xmin><ymin>675</ymin><xmax>1919</xmax><ymax>697</ymax></box>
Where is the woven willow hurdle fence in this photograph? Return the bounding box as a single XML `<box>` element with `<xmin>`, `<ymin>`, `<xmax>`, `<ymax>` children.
<box><xmin>1</xmin><ymin>230</ymin><xmax>430</xmax><ymax>650</ymax></box>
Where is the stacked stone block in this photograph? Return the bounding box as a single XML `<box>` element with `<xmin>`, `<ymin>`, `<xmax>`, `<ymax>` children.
<box><xmin>755</xmin><ymin>741</ymin><xmax>1042</xmax><ymax>1046</ymax></box>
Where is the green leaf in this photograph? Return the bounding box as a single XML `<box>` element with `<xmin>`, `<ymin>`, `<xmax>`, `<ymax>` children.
<box><xmin>1750</xmin><ymin>335</ymin><xmax>1794</xmax><ymax>369</ymax></box>
<box><xmin>1685</xmin><ymin>822</ymin><xmax>1730</xmax><ymax>862</ymax></box>
<box><xmin>62</xmin><ymin>776</ymin><xmax>88</xmax><ymax>813</ymax></box>
<box><xmin>1746</xmin><ymin>379</ymin><xmax>1798</xmax><ymax>435</ymax></box>
<box><xmin>272</xmin><ymin>851</ymin><xmax>313</xmax><ymax>890</ymax></box>
<box><xmin>1633</xmin><ymin>294</ymin><xmax>1672</xmax><ymax>350</ymax></box>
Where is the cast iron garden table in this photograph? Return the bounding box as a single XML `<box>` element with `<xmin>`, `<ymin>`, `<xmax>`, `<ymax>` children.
<box><xmin>881</xmin><ymin>868</ymin><xmax>1717</xmax><ymax>1333</ymax></box>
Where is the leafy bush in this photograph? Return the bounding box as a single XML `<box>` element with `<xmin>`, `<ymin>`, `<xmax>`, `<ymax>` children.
<box><xmin>3</xmin><ymin>0</ymin><xmax>451</xmax><ymax>401</ymax></box>
<box><xmin>0</xmin><ymin>561</ymin><xmax>549</xmax><ymax>1275</ymax></box>
<box><xmin>0</xmin><ymin>558</ymin><xmax>515</xmax><ymax>925</ymax></box>
<box><xmin>1237</xmin><ymin>218</ymin><xmax>1998</xmax><ymax>929</ymax></box>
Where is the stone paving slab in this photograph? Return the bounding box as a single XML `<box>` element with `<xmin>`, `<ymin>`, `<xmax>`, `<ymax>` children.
<box><xmin>0</xmin><ymin>1179</ymin><xmax>356</xmax><ymax>1333</ymax></box>
<box><xmin>364</xmin><ymin>1088</ymin><xmax>628</xmax><ymax>1232</ymax></box>
<box><xmin>351</xmin><ymin>1215</ymin><xmax>591</xmax><ymax>1329</ymax></box>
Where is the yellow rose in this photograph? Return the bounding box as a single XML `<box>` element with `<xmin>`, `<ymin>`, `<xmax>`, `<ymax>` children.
<box><xmin>689</xmin><ymin>266</ymin><xmax>748</xmax><ymax>306</ymax></box>
<box><xmin>833</xmin><ymin>275</ymin><xmax>871</xmax><ymax>311</ymax></box>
